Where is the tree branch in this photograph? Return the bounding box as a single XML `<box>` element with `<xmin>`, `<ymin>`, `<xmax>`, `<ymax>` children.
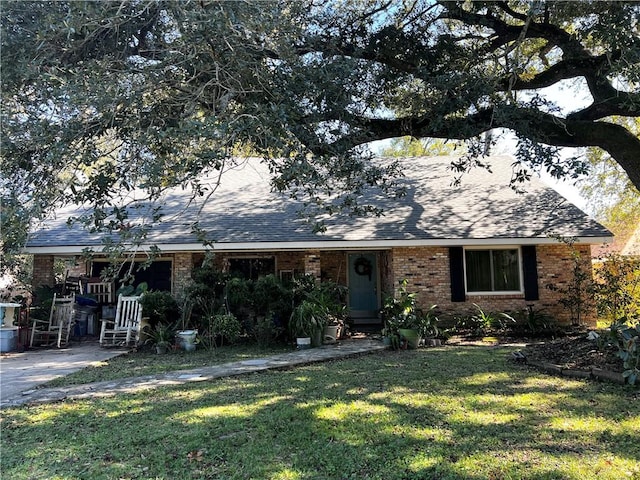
<box><xmin>309</xmin><ymin>107</ymin><xmax>640</xmax><ymax>190</ymax></box>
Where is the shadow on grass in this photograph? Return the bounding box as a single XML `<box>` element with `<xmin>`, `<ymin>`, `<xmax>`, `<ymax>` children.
<box><xmin>2</xmin><ymin>346</ymin><xmax>639</xmax><ymax>479</ymax></box>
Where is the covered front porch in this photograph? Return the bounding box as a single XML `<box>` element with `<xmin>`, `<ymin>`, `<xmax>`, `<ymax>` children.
<box><xmin>29</xmin><ymin>249</ymin><xmax>398</xmax><ymax>331</ymax></box>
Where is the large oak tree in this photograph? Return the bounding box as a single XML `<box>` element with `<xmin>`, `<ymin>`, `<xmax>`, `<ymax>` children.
<box><xmin>2</xmin><ymin>1</ymin><xmax>639</xmax><ymax>271</ymax></box>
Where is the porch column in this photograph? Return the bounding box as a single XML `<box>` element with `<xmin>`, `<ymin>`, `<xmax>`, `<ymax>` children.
<box><xmin>304</xmin><ymin>250</ymin><xmax>322</xmax><ymax>281</ymax></box>
<box><xmin>173</xmin><ymin>252</ymin><xmax>194</xmax><ymax>298</ymax></box>
<box><xmin>32</xmin><ymin>255</ymin><xmax>55</xmax><ymax>293</ymax></box>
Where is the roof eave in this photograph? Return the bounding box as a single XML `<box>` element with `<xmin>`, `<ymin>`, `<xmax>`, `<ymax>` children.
<box><xmin>23</xmin><ymin>235</ymin><xmax>614</xmax><ymax>255</ymax></box>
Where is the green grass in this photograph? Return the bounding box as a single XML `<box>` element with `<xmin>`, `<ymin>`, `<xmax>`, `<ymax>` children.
<box><xmin>2</xmin><ymin>346</ymin><xmax>639</xmax><ymax>480</ymax></box>
<box><xmin>44</xmin><ymin>342</ymin><xmax>292</xmax><ymax>387</ymax></box>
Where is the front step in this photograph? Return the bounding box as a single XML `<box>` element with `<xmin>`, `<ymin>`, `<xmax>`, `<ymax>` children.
<box><xmin>350</xmin><ymin>316</ymin><xmax>382</xmax><ymax>325</ymax></box>
<box><xmin>349</xmin><ymin>323</ymin><xmax>383</xmax><ymax>334</ymax></box>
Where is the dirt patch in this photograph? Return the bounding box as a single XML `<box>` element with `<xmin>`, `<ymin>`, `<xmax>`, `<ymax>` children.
<box><xmin>522</xmin><ymin>334</ymin><xmax>623</xmax><ymax>373</ymax></box>
<box><xmin>448</xmin><ymin>332</ymin><xmax>624</xmax><ymax>373</ymax></box>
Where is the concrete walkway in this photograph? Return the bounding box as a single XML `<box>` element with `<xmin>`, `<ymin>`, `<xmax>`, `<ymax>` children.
<box><xmin>0</xmin><ymin>342</ymin><xmax>127</xmax><ymax>406</ymax></box>
<box><xmin>0</xmin><ymin>338</ymin><xmax>385</xmax><ymax>409</ymax></box>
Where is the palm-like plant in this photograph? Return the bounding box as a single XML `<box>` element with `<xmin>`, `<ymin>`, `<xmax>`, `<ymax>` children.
<box><xmin>289</xmin><ymin>300</ymin><xmax>326</xmax><ymax>339</ymax></box>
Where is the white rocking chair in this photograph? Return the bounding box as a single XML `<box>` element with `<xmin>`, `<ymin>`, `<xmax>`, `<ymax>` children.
<box><xmin>99</xmin><ymin>294</ymin><xmax>143</xmax><ymax>347</ymax></box>
<box><xmin>30</xmin><ymin>293</ymin><xmax>76</xmax><ymax>349</ymax></box>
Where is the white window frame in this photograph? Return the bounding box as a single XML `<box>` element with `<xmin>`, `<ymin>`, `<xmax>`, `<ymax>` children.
<box><xmin>279</xmin><ymin>269</ymin><xmax>294</xmax><ymax>282</ymax></box>
<box><xmin>463</xmin><ymin>246</ymin><xmax>524</xmax><ymax>295</ymax></box>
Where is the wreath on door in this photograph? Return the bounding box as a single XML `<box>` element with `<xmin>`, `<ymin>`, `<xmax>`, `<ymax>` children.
<box><xmin>354</xmin><ymin>256</ymin><xmax>373</xmax><ymax>281</ymax></box>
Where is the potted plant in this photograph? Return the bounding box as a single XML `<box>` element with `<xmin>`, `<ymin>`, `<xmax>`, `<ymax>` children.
<box><xmin>289</xmin><ymin>300</ymin><xmax>326</xmax><ymax>349</ymax></box>
<box><xmin>382</xmin><ymin>280</ymin><xmax>438</xmax><ymax>349</ymax></box>
<box><xmin>323</xmin><ymin>317</ymin><xmax>344</xmax><ymax>345</ymax></box>
<box><xmin>175</xmin><ymin>296</ymin><xmax>197</xmax><ymax>352</ymax></box>
<box><xmin>313</xmin><ymin>281</ymin><xmax>347</xmax><ymax>344</ymax></box>
<box><xmin>396</xmin><ymin>319</ymin><xmax>422</xmax><ymax>349</ymax></box>
<box><xmin>138</xmin><ymin>291</ymin><xmax>178</xmax><ymax>346</ymax></box>
<box><xmin>382</xmin><ymin>280</ymin><xmax>416</xmax><ymax>347</ymax></box>
<box><xmin>419</xmin><ymin>304</ymin><xmax>440</xmax><ymax>346</ymax></box>
<box><xmin>145</xmin><ymin>322</ymin><xmax>175</xmax><ymax>354</ymax></box>
<box><xmin>292</xmin><ymin>278</ymin><xmax>347</xmax><ymax>346</ymax></box>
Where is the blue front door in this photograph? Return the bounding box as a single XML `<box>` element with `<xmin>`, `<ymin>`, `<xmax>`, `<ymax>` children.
<box><xmin>348</xmin><ymin>253</ymin><xmax>380</xmax><ymax>322</ymax></box>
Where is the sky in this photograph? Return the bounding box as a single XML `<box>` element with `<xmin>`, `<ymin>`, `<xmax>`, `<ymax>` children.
<box><xmin>498</xmin><ymin>79</ymin><xmax>593</xmax><ymax>213</ymax></box>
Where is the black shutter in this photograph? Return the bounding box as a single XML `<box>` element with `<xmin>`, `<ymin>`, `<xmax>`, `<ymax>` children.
<box><xmin>449</xmin><ymin>247</ymin><xmax>466</xmax><ymax>302</ymax></box>
<box><xmin>522</xmin><ymin>245</ymin><xmax>539</xmax><ymax>301</ymax></box>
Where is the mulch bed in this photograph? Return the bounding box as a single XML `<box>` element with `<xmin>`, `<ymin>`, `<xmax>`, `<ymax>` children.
<box><xmin>521</xmin><ymin>334</ymin><xmax>623</xmax><ymax>373</ymax></box>
<box><xmin>448</xmin><ymin>331</ymin><xmax>624</xmax><ymax>373</ymax></box>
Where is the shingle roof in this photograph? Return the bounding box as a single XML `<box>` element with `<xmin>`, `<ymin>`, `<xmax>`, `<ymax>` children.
<box><xmin>26</xmin><ymin>155</ymin><xmax>611</xmax><ymax>252</ymax></box>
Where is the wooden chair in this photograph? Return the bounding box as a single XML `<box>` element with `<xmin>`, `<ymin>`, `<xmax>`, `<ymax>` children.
<box><xmin>62</xmin><ymin>273</ymin><xmax>82</xmax><ymax>296</ymax></box>
<box><xmin>30</xmin><ymin>293</ymin><xmax>76</xmax><ymax>349</ymax></box>
<box><xmin>85</xmin><ymin>281</ymin><xmax>114</xmax><ymax>304</ymax></box>
<box><xmin>99</xmin><ymin>295</ymin><xmax>143</xmax><ymax>347</ymax></box>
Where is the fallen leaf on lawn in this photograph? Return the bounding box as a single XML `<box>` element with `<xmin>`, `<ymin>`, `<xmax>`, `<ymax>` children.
<box><xmin>187</xmin><ymin>449</ymin><xmax>205</xmax><ymax>462</ymax></box>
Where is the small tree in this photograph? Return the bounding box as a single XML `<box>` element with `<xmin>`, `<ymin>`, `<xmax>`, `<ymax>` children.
<box><xmin>593</xmin><ymin>252</ymin><xmax>640</xmax><ymax>326</ymax></box>
<box><xmin>547</xmin><ymin>237</ymin><xmax>594</xmax><ymax>327</ymax></box>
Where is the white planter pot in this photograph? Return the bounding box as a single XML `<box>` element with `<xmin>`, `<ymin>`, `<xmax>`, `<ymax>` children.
<box><xmin>296</xmin><ymin>337</ymin><xmax>311</xmax><ymax>350</ymax></box>
<box><xmin>177</xmin><ymin>330</ymin><xmax>198</xmax><ymax>352</ymax></box>
<box><xmin>323</xmin><ymin>325</ymin><xmax>341</xmax><ymax>344</ymax></box>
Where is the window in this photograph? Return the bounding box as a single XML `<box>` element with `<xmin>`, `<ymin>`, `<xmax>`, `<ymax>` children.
<box><xmin>464</xmin><ymin>248</ymin><xmax>521</xmax><ymax>293</ymax></box>
<box><xmin>92</xmin><ymin>260</ymin><xmax>172</xmax><ymax>292</ymax></box>
<box><xmin>279</xmin><ymin>270</ymin><xmax>295</xmax><ymax>282</ymax></box>
<box><xmin>228</xmin><ymin>257</ymin><xmax>275</xmax><ymax>280</ymax></box>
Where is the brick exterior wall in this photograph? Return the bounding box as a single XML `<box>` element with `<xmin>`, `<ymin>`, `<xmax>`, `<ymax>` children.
<box><xmin>32</xmin><ymin>255</ymin><xmax>55</xmax><ymax>291</ymax></box>
<box><xmin>31</xmin><ymin>242</ymin><xmax>597</xmax><ymax>327</ymax></box>
<box><xmin>388</xmin><ymin>246</ymin><xmax>451</xmax><ymax>307</ymax></box>
<box><xmin>321</xmin><ymin>251</ymin><xmax>348</xmax><ymax>284</ymax></box>
<box><xmin>536</xmin><ymin>243</ymin><xmax>596</xmax><ymax>325</ymax></box>
<box><xmin>304</xmin><ymin>250</ymin><xmax>322</xmax><ymax>280</ymax></box>
<box><xmin>277</xmin><ymin>252</ymin><xmax>306</xmax><ymax>276</ymax></box>
<box><xmin>386</xmin><ymin>244</ymin><xmax>597</xmax><ymax>327</ymax></box>
<box><xmin>66</xmin><ymin>260</ymin><xmax>89</xmax><ymax>277</ymax></box>
<box><xmin>173</xmin><ymin>252</ymin><xmax>194</xmax><ymax>298</ymax></box>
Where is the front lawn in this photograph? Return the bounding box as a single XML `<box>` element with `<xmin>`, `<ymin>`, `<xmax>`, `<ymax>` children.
<box><xmin>2</xmin><ymin>346</ymin><xmax>639</xmax><ymax>480</ymax></box>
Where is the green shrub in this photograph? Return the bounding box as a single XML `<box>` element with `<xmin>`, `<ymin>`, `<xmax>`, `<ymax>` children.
<box><xmin>502</xmin><ymin>305</ymin><xmax>559</xmax><ymax>338</ymax></box>
<box><xmin>610</xmin><ymin>321</ymin><xmax>640</xmax><ymax>385</ymax></box>
<box><xmin>225</xmin><ymin>276</ymin><xmax>252</xmax><ymax>319</ymax></box>
<box><xmin>253</xmin><ymin>274</ymin><xmax>293</xmax><ymax>320</ymax></box>
<box><xmin>455</xmin><ymin>304</ymin><xmax>500</xmax><ymax>337</ymax></box>
<box><xmin>138</xmin><ymin>291</ymin><xmax>179</xmax><ymax>326</ymax></box>
<box><xmin>252</xmin><ymin>314</ymin><xmax>284</xmax><ymax>348</ymax></box>
<box><xmin>200</xmin><ymin>312</ymin><xmax>242</xmax><ymax>350</ymax></box>
<box><xmin>185</xmin><ymin>265</ymin><xmax>228</xmax><ymax>318</ymax></box>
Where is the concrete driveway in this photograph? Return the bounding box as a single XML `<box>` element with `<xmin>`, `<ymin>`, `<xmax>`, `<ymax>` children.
<box><xmin>0</xmin><ymin>341</ymin><xmax>127</xmax><ymax>406</ymax></box>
